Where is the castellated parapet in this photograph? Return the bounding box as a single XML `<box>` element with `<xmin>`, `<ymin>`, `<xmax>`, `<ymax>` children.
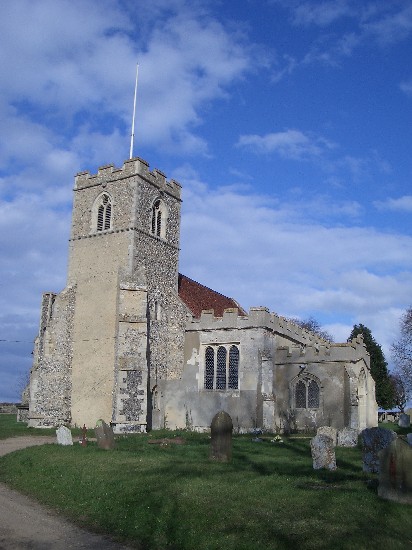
<box><xmin>186</xmin><ymin>306</ymin><xmax>331</xmax><ymax>348</ymax></box>
<box><xmin>74</xmin><ymin>156</ymin><xmax>182</xmax><ymax>200</ymax></box>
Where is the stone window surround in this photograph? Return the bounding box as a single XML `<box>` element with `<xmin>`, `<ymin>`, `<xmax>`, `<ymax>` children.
<box><xmin>201</xmin><ymin>343</ymin><xmax>240</xmax><ymax>392</ymax></box>
<box><xmin>291</xmin><ymin>371</ymin><xmax>322</xmax><ymax>410</ymax></box>
<box><xmin>151</xmin><ymin>198</ymin><xmax>168</xmax><ymax>240</ymax></box>
<box><xmin>91</xmin><ymin>191</ymin><xmax>113</xmax><ymax>233</ymax></box>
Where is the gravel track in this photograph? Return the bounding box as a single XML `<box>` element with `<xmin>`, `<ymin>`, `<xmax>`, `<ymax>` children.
<box><xmin>0</xmin><ymin>437</ymin><xmax>133</xmax><ymax>549</ymax></box>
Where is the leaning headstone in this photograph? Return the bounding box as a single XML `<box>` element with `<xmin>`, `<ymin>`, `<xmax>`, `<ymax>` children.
<box><xmin>310</xmin><ymin>434</ymin><xmax>336</xmax><ymax>470</ymax></box>
<box><xmin>56</xmin><ymin>425</ymin><xmax>73</xmax><ymax>446</ymax></box>
<box><xmin>337</xmin><ymin>427</ymin><xmax>358</xmax><ymax>447</ymax></box>
<box><xmin>317</xmin><ymin>426</ymin><xmax>337</xmax><ymax>446</ymax></box>
<box><xmin>210</xmin><ymin>411</ymin><xmax>233</xmax><ymax>462</ymax></box>
<box><xmin>360</xmin><ymin>427</ymin><xmax>397</xmax><ymax>473</ymax></box>
<box><xmin>378</xmin><ymin>438</ymin><xmax>412</xmax><ymax>504</ymax></box>
<box><xmin>398</xmin><ymin>413</ymin><xmax>411</xmax><ymax>428</ymax></box>
<box><xmin>94</xmin><ymin>419</ymin><xmax>115</xmax><ymax>450</ymax></box>
<box><xmin>407</xmin><ymin>433</ymin><xmax>412</xmax><ymax>446</ymax></box>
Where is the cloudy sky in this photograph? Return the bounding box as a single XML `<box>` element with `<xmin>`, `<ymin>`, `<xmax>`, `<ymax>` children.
<box><xmin>1</xmin><ymin>0</ymin><xmax>411</xmax><ymax>402</ymax></box>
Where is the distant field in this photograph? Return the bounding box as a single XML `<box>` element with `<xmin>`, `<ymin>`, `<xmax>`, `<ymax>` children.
<box><xmin>0</xmin><ymin>416</ymin><xmax>411</xmax><ymax>549</ymax></box>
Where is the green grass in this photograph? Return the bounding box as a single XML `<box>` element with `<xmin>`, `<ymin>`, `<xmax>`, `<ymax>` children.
<box><xmin>0</xmin><ymin>414</ymin><xmax>55</xmax><ymax>439</ymax></box>
<box><xmin>0</xmin><ymin>428</ymin><xmax>411</xmax><ymax>549</ymax></box>
<box><xmin>0</xmin><ymin>414</ymin><xmax>93</xmax><ymax>439</ymax></box>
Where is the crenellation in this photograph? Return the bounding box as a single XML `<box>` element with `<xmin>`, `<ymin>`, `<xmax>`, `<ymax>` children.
<box><xmin>74</xmin><ymin>156</ymin><xmax>181</xmax><ymax>199</ymax></box>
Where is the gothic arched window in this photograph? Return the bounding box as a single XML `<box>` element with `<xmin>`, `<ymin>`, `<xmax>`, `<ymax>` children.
<box><xmin>94</xmin><ymin>193</ymin><xmax>112</xmax><ymax>232</ymax></box>
<box><xmin>293</xmin><ymin>375</ymin><xmax>320</xmax><ymax>409</ymax></box>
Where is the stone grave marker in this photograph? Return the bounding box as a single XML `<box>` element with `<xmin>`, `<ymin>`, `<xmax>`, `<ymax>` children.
<box><xmin>360</xmin><ymin>427</ymin><xmax>397</xmax><ymax>473</ymax></box>
<box><xmin>94</xmin><ymin>419</ymin><xmax>115</xmax><ymax>450</ymax></box>
<box><xmin>317</xmin><ymin>426</ymin><xmax>337</xmax><ymax>446</ymax></box>
<box><xmin>337</xmin><ymin>427</ymin><xmax>358</xmax><ymax>447</ymax></box>
<box><xmin>378</xmin><ymin>438</ymin><xmax>412</xmax><ymax>504</ymax></box>
<box><xmin>310</xmin><ymin>434</ymin><xmax>336</xmax><ymax>470</ymax></box>
<box><xmin>56</xmin><ymin>425</ymin><xmax>73</xmax><ymax>446</ymax></box>
<box><xmin>407</xmin><ymin>433</ymin><xmax>412</xmax><ymax>446</ymax></box>
<box><xmin>210</xmin><ymin>411</ymin><xmax>233</xmax><ymax>462</ymax></box>
<box><xmin>398</xmin><ymin>413</ymin><xmax>410</xmax><ymax>428</ymax></box>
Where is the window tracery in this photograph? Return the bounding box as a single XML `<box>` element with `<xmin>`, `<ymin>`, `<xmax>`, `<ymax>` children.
<box><xmin>151</xmin><ymin>199</ymin><xmax>167</xmax><ymax>239</ymax></box>
<box><xmin>292</xmin><ymin>375</ymin><xmax>320</xmax><ymax>409</ymax></box>
<box><xmin>203</xmin><ymin>344</ymin><xmax>239</xmax><ymax>390</ymax></box>
<box><xmin>94</xmin><ymin>193</ymin><xmax>112</xmax><ymax>232</ymax></box>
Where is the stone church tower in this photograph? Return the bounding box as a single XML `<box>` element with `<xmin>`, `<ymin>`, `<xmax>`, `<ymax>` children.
<box><xmin>29</xmin><ymin>157</ymin><xmax>186</xmax><ymax>431</ymax></box>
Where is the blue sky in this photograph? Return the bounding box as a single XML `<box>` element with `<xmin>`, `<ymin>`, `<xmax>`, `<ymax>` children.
<box><xmin>1</xmin><ymin>0</ymin><xmax>411</xmax><ymax>402</ymax></box>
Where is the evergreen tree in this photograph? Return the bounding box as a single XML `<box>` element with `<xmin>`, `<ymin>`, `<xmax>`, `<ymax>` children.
<box><xmin>348</xmin><ymin>324</ymin><xmax>394</xmax><ymax>409</ymax></box>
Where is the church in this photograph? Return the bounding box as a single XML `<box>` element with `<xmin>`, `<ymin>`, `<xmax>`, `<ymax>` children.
<box><xmin>27</xmin><ymin>156</ymin><xmax>378</xmax><ymax>433</ymax></box>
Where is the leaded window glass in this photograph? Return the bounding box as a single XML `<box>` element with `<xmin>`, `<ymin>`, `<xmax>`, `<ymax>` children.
<box><xmin>216</xmin><ymin>346</ymin><xmax>227</xmax><ymax>389</ymax></box>
<box><xmin>295</xmin><ymin>380</ymin><xmax>306</xmax><ymax>408</ymax></box>
<box><xmin>308</xmin><ymin>380</ymin><xmax>320</xmax><ymax>408</ymax></box>
<box><xmin>203</xmin><ymin>344</ymin><xmax>239</xmax><ymax>390</ymax></box>
<box><xmin>228</xmin><ymin>346</ymin><xmax>239</xmax><ymax>389</ymax></box>
<box><xmin>204</xmin><ymin>346</ymin><xmax>214</xmax><ymax>389</ymax></box>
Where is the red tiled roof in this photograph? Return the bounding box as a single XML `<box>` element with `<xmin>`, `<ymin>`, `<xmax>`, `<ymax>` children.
<box><xmin>178</xmin><ymin>273</ymin><xmax>246</xmax><ymax>318</ymax></box>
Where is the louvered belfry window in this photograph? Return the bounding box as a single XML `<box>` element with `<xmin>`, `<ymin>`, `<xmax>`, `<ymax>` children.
<box><xmin>97</xmin><ymin>194</ymin><xmax>112</xmax><ymax>231</ymax></box>
<box><xmin>151</xmin><ymin>199</ymin><xmax>163</xmax><ymax>237</ymax></box>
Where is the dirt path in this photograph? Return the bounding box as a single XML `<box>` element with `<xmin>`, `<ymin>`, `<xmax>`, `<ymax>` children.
<box><xmin>0</xmin><ymin>437</ymin><xmax>133</xmax><ymax>549</ymax></box>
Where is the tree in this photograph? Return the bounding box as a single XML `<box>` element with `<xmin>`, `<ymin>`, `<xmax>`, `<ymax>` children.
<box><xmin>389</xmin><ymin>374</ymin><xmax>406</xmax><ymax>412</ymax></box>
<box><xmin>289</xmin><ymin>316</ymin><xmax>334</xmax><ymax>342</ymax></box>
<box><xmin>348</xmin><ymin>324</ymin><xmax>394</xmax><ymax>409</ymax></box>
<box><xmin>391</xmin><ymin>306</ymin><xmax>412</xmax><ymax>401</ymax></box>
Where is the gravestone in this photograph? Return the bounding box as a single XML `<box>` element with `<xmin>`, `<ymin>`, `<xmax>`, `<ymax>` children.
<box><xmin>360</xmin><ymin>427</ymin><xmax>397</xmax><ymax>473</ymax></box>
<box><xmin>407</xmin><ymin>433</ymin><xmax>412</xmax><ymax>446</ymax></box>
<box><xmin>94</xmin><ymin>419</ymin><xmax>115</xmax><ymax>450</ymax></box>
<box><xmin>317</xmin><ymin>426</ymin><xmax>337</xmax><ymax>446</ymax></box>
<box><xmin>56</xmin><ymin>425</ymin><xmax>73</xmax><ymax>446</ymax></box>
<box><xmin>337</xmin><ymin>427</ymin><xmax>358</xmax><ymax>447</ymax></box>
<box><xmin>310</xmin><ymin>434</ymin><xmax>336</xmax><ymax>470</ymax></box>
<box><xmin>210</xmin><ymin>411</ymin><xmax>233</xmax><ymax>462</ymax></box>
<box><xmin>398</xmin><ymin>413</ymin><xmax>410</xmax><ymax>428</ymax></box>
<box><xmin>378</xmin><ymin>438</ymin><xmax>412</xmax><ymax>504</ymax></box>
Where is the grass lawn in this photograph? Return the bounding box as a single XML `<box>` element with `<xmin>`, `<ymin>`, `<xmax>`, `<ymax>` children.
<box><xmin>0</xmin><ymin>417</ymin><xmax>411</xmax><ymax>549</ymax></box>
<box><xmin>0</xmin><ymin>414</ymin><xmax>92</xmax><ymax>439</ymax></box>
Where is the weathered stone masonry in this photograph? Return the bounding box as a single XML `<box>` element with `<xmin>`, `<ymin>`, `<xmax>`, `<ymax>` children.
<box><xmin>28</xmin><ymin>156</ymin><xmax>378</xmax><ymax>433</ymax></box>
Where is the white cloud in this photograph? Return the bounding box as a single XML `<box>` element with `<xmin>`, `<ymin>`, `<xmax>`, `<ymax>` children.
<box><xmin>236</xmin><ymin>129</ymin><xmax>335</xmax><ymax>160</ymax></box>
<box><xmin>374</xmin><ymin>195</ymin><xmax>412</xmax><ymax>213</ymax></box>
<box><xmin>292</xmin><ymin>0</ymin><xmax>353</xmax><ymax>27</ymax></box>
<box><xmin>400</xmin><ymin>80</ymin><xmax>412</xmax><ymax>96</ymax></box>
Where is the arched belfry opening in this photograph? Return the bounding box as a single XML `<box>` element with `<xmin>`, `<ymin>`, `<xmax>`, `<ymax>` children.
<box><xmin>92</xmin><ymin>192</ymin><xmax>113</xmax><ymax>232</ymax></box>
<box><xmin>151</xmin><ymin>198</ymin><xmax>167</xmax><ymax>239</ymax></box>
